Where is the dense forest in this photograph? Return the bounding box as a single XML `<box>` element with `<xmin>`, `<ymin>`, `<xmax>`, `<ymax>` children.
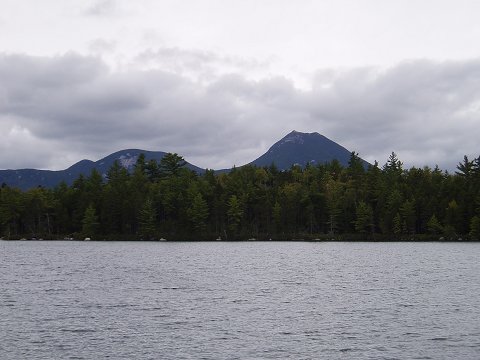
<box><xmin>1</xmin><ymin>152</ymin><xmax>479</xmax><ymax>241</ymax></box>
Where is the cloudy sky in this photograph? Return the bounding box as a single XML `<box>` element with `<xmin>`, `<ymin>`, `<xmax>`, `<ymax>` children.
<box><xmin>1</xmin><ymin>0</ymin><xmax>479</xmax><ymax>171</ymax></box>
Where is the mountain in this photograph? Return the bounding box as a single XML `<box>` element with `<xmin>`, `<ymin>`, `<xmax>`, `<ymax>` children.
<box><xmin>0</xmin><ymin>150</ymin><xmax>204</xmax><ymax>190</ymax></box>
<box><xmin>0</xmin><ymin>131</ymin><xmax>367</xmax><ymax>190</ymax></box>
<box><xmin>249</xmin><ymin>130</ymin><xmax>368</xmax><ymax>169</ymax></box>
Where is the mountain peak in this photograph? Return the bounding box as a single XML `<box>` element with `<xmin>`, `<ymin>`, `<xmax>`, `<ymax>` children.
<box><xmin>250</xmin><ymin>131</ymin><xmax>364</xmax><ymax>169</ymax></box>
<box><xmin>280</xmin><ymin>131</ymin><xmax>306</xmax><ymax>145</ymax></box>
<box><xmin>281</xmin><ymin>130</ymin><xmax>324</xmax><ymax>143</ymax></box>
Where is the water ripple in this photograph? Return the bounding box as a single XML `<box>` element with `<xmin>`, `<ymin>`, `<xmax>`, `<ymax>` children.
<box><xmin>1</xmin><ymin>241</ymin><xmax>480</xmax><ymax>359</ymax></box>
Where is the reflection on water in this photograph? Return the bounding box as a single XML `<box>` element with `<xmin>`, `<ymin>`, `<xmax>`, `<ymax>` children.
<box><xmin>1</xmin><ymin>241</ymin><xmax>480</xmax><ymax>359</ymax></box>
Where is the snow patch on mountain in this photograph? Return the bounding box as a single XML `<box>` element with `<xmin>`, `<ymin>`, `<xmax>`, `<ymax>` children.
<box><xmin>118</xmin><ymin>154</ymin><xmax>138</xmax><ymax>169</ymax></box>
<box><xmin>278</xmin><ymin>130</ymin><xmax>305</xmax><ymax>145</ymax></box>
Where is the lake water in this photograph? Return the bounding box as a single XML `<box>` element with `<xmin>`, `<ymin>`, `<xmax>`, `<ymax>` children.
<box><xmin>1</xmin><ymin>241</ymin><xmax>480</xmax><ymax>359</ymax></box>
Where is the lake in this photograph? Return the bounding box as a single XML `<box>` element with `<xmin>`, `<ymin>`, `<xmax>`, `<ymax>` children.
<box><xmin>1</xmin><ymin>241</ymin><xmax>480</xmax><ymax>359</ymax></box>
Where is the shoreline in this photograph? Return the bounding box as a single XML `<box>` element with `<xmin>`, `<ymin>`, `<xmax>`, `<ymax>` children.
<box><xmin>1</xmin><ymin>236</ymin><xmax>477</xmax><ymax>242</ymax></box>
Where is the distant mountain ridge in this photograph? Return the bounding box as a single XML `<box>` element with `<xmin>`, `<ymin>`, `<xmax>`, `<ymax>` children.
<box><xmin>0</xmin><ymin>150</ymin><xmax>204</xmax><ymax>190</ymax></box>
<box><xmin>0</xmin><ymin>131</ymin><xmax>367</xmax><ymax>190</ymax></box>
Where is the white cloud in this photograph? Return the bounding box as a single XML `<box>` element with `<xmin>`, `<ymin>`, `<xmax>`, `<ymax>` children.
<box><xmin>134</xmin><ymin>47</ymin><xmax>272</xmax><ymax>84</ymax></box>
<box><xmin>88</xmin><ymin>38</ymin><xmax>117</xmax><ymax>54</ymax></box>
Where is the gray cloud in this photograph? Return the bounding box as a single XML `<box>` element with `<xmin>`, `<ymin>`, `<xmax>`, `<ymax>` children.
<box><xmin>84</xmin><ymin>0</ymin><xmax>118</xmax><ymax>16</ymax></box>
<box><xmin>307</xmin><ymin>60</ymin><xmax>480</xmax><ymax>168</ymax></box>
<box><xmin>135</xmin><ymin>47</ymin><xmax>270</xmax><ymax>81</ymax></box>
<box><xmin>0</xmin><ymin>53</ymin><xmax>479</xmax><ymax>171</ymax></box>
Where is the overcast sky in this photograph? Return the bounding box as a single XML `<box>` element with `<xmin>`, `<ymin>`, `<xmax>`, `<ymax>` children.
<box><xmin>1</xmin><ymin>0</ymin><xmax>479</xmax><ymax>171</ymax></box>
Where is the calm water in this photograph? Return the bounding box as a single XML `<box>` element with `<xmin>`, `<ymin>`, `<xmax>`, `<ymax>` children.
<box><xmin>1</xmin><ymin>241</ymin><xmax>480</xmax><ymax>359</ymax></box>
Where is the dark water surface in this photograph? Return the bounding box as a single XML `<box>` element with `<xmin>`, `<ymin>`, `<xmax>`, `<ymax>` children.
<box><xmin>1</xmin><ymin>241</ymin><xmax>480</xmax><ymax>359</ymax></box>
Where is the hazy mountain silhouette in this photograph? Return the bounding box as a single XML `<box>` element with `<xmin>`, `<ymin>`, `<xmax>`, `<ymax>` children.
<box><xmin>0</xmin><ymin>131</ymin><xmax>367</xmax><ymax>189</ymax></box>
<box><xmin>0</xmin><ymin>150</ymin><xmax>203</xmax><ymax>190</ymax></box>
<box><xmin>249</xmin><ymin>130</ymin><xmax>367</xmax><ymax>169</ymax></box>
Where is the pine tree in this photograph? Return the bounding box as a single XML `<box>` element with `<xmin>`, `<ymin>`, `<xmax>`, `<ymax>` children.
<box><xmin>400</xmin><ymin>199</ymin><xmax>416</xmax><ymax>234</ymax></box>
<box><xmin>160</xmin><ymin>153</ymin><xmax>187</xmax><ymax>177</ymax></box>
<box><xmin>227</xmin><ymin>195</ymin><xmax>242</xmax><ymax>235</ymax></box>
<box><xmin>392</xmin><ymin>213</ymin><xmax>402</xmax><ymax>235</ymax></box>
<box><xmin>469</xmin><ymin>216</ymin><xmax>480</xmax><ymax>240</ymax></box>
<box><xmin>325</xmin><ymin>178</ymin><xmax>343</xmax><ymax>234</ymax></box>
<box><xmin>138</xmin><ymin>198</ymin><xmax>157</xmax><ymax>239</ymax></box>
<box><xmin>82</xmin><ymin>204</ymin><xmax>98</xmax><ymax>239</ymax></box>
<box><xmin>354</xmin><ymin>201</ymin><xmax>373</xmax><ymax>234</ymax></box>
<box><xmin>445</xmin><ymin>199</ymin><xmax>461</xmax><ymax>233</ymax></box>
<box><xmin>188</xmin><ymin>193</ymin><xmax>209</xmax><ymax>233</ymax></box>
<box><xmin>272</xmin><ymin>201</ymin><xmax>282</xmax><ymax>234</ymax></box>
<box><xmin>426</xmin><ymin>214</ymin><xmax>443</xmax><ymax>235</ymax></box>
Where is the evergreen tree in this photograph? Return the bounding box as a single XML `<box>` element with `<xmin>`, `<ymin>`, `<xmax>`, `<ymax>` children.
<box><xmin>347</xmin><ymin>151</ymin><xmax>365</xmax><ymax>181</ymax></box>
<box><xmin>0</xmin><ymin>186</ymin><xmax>24</xmax><ymax>237</ymax></box>
<box><xmin>145</xmin><ymin>159</ymin><xmax>161</xmax><ymax>182</ymax></box>
<box><xmin>160</xmin><ymin>153</ymin><xmax>187</xmax><ymax>177</ymax></box>
<box><xmin>82</xmin><ymin>204</ymin><xmax>98</xmax><ymax>239</ymax></box>
<box><xmin>426</xmin><ymin>214</ymin><xmax>443</xmax><ymax>235</ymax></box>
<box><xmin>456</xmin><ymin>155</ymin><xmax>474</xmax><ymax>178</ymax></box>
<box><xmin>188</xmin><ymin>193</ymin><xmax>209</xmax><ymax>233</ymax></box>
<box><xmin>381</xmin><ymin>189</ymin><xmax>403</xmax><ymax>234</ymax></box>
<box><xmin>392</xmin><ymin>213</ymin><xmax>402</xmax><ymax>235</ymax></box>
<box><xmin>469</xmin><ymin>216</ymin><xmax>480</xmax><ymax>240</ymax></box>
<box><xmin>138</xmin><ymin>198</ymin><xmax>157</xmax><ymax>239</ymax></box>
<box><xmin>384</xmin><ymin>152</ymin><xmax>403</xmax><ymax>175</ymax></box>
<box><xmin>103</xmin><ymin>161</ymin><xmax>130</xmax><ymax>234</ymax></box>
<box><xmin>325</xmin><ymin>178</ymin><xmax>343</xmax><ymax>234</ymax></box>
<box><xmin>272</xmin><ymin>201</ymin><xmax>282</xmax><ymax>234</ymax></box>
<box><xmin>445</xmin><ymin>199</ymin><xmax>461</xmax><ymax>234</ymax></box>
<box><xmin>354</xmin><ymin>201</ymin><xmax>373</xmax><ymax>235</ymax></box>
<box><xmin>400</xmin><ymin>199</ymin><xmax>416</xmax><ymax>234</ymax></box>
<box><xmin>227</xmin><ymin>195</ymin><xmax>242</xmax><ymax>235</ymax></box>
<box><xmin>3</xmin><ymin>151</ymin><xmax>480</xmax><ymax>240</ymax></box>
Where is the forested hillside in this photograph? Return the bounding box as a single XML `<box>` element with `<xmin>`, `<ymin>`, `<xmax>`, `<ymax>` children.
<box><xmin>1</xmin><ymin>152</ymin><xmax>479</xmax><ymax>241</ymax></box>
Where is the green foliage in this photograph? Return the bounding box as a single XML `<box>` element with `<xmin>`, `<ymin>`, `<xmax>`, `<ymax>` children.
<box><xmin>470</xmin><ymin>216</ymin><xmax>480</xmax><ymax>240</ymax></box>
<box><xmin>138</xmin><ymin>198</ymin><xmax>157</xmax><ymax>239</ymax></box>
<box><xmin>325</xmin><ymin>178</ymin><xmax>343</xmax><ymax>234</ymax></box>
<box><xmin>82</xmin><ymin>204</ymin><xmax>98</xmax><ymax>238</ymax></box>
<box><xmin>272</xmin><ymin>201</ymin><xmax>282</xmax><ymax>232</ymax></box>
<box><xmin>188</xmin><ymin>193</ymin><xmax>209</xmax><ymax>233</ymax></box>
<box><xmin>392</xmin><ymin>213</ymin><xmax>402</xmax><ymax>235</ymax></box>
<box><xmin>227</xmin><ymin>195</ymin><xmax>242</xmax><ymax>235</ymax></box>
<box><xmin>426</xmin><ymin>214</ymin><xmax>443</xmax><ymax>235</ymax></box>
<box><xmin>400</xmin><ymin>199</ymin><xmax>416</xmax><ymax>234</ymax></box>
<box><xmin>347</xmin><ymin>151</ymin><xmax>365</xmax><ymax>181</ymax></box>
<box><xmin>384</xmin><ymin>152</ymin><xmax>403</xmax><ymax>174</ymax></box>
<box><xmin>456</xmin><ymin>155</ymin><xmax>474</xmax><ymax>178</ymax></box>
<box><xmin>1</xmin><ymin>151</ymin><xmax>479</xmax><ymax>240</ymax></box>
<box><xmin>160</xmin><ymin>153</ymin><xmax>187</xmax><ymax>177</ymax></box>
<box><xmin>381</xmin><ymin>189</ymin><xmax>403</xmax><ymax>234</ymax></box>
<box><xmin>0</xmin><ymin>186</ymin><xmax>24</xmax><ymax>237</ymax></box>
<box><xmin>354</xmin><ymin>201</ymin><xmax>373</xmax><ymax>234</ymax></box>
<box><xmin>445</xmin><ymin>199</ymin><xmax>461</xmax><ymax>233</ymax></box>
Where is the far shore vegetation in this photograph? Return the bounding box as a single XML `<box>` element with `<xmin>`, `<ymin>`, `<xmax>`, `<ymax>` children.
<box><xmin>1</xmin><ymin>152</ymin><xmax>480</xmax><ymax>241</ymax></box>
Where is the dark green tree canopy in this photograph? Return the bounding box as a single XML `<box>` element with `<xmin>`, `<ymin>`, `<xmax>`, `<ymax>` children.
<box><xmin>1</xmin><ymin>151</ymin><xmax>479</xmax><ymax>240</ymax></box>
<box><xmin>160</xmin><ymin>153</ymin><xmax>187</xmax><ymax>177</ymax></box>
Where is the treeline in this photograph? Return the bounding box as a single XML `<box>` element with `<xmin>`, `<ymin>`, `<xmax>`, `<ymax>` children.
<box><xmin>1</xmin><ymin>152</ymin><xmax>480</xmax><ymax>241</ymax></box>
